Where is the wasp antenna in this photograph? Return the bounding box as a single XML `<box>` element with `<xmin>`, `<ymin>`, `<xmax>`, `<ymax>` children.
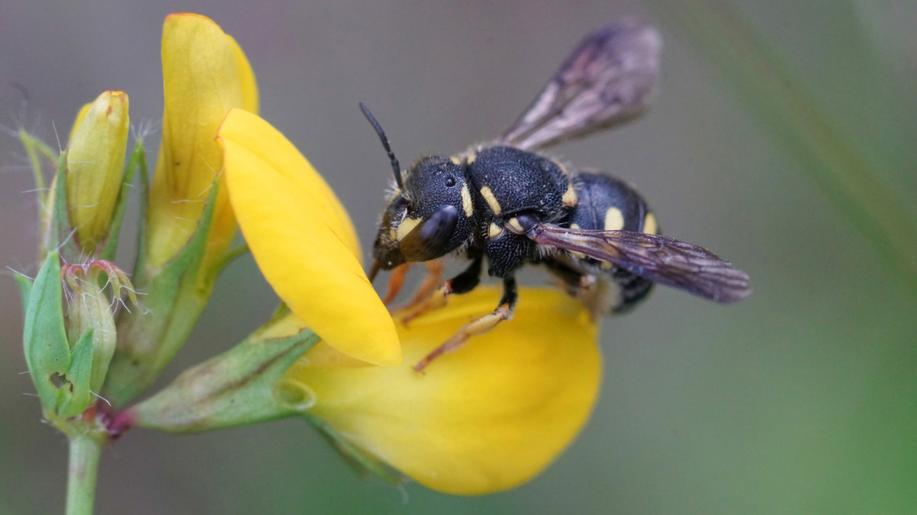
<box><xmin>359</xmin><ymin>102</ymin><xmax>404</xmax><ymax>190</ymax></box>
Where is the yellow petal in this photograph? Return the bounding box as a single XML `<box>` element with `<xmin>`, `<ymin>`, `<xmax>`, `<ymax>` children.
<box><xmin>67</xmin><ymin>102</ymin><xmax>92</xmax><ymax>145</ymax></box>
<box><xmin>66</xmin><ymin>90</ymin><xmax>130</xmax><ymax>253</ymax></box>
<box><xmin>220</xmin><ymin>109</ymin><xmax>397</xmax><ymax>365</ymax></box>
<box><xmin>146</xmin><ymin>12</ymin><xmax>259</xmax><ymax>270</ymax></box>
<box><xmin>284</xmin><ymin>286</ymin><xmax>601</xmax><ymax>494</ymax></box>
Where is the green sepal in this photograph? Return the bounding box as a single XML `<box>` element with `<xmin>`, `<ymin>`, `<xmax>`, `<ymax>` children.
<box><xmin>22</xmin><ymin>251</ymin><xmax>71</xmax><ymax>412</ymax></box>
<box><xmin>100</xmin><ymin>142</ymin><xmax>145</xmax><ymax>261</ymax></box>
<box><xmin>306</xmin><ymin>415</ymin><xmax>406</xmax><ymax>487</ymax></box>
<box><xmin>131</xmin><ymin>329</ymin><xmax>319</xmax><ymax>433</ymax></box>
<box><xmin>56</xmin><ymin>330</ymin><xmax>95</xmax><ymax>418</ymax></box>
<box><xmin>44</xmin><ymin>154</ymin><xmax>81</xmax><ymax>262</ymax></box>
<box><xmin>104</xmin><ymin>177</ymin><xmax>221</xmax><ymax>405</ymax></box>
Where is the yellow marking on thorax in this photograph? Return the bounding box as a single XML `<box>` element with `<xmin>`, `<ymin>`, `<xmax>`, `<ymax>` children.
<box><xmin>450</xmin><ymin>156</ymin><xmax>462</xmax><ymax>165</ymax></box>
<box><xmin>604</xmin><ymin>207</ymin><xmax>624</xmax><ymax>231</ymax></box>
<box><xmin>643</xmin><ymin>212</ymin><xmax>658</xmax><ymax>234</ymax></box>
<box><xmin>488</xmin><ymin>222</ymin><xmax>503</xmax><ymax>239</ymax></box>
<box><xmin>396</xmin><ymin>217</ymin><xmax>422</xmax><ymax>241</ymax></box>
<box><xmin>460</xmin><ymin>184</ymin><xmax>473</xmax><ymax>217</ymax></box>
<box><xmin>480</xmin><ymin>186</ymin><xmax>501</xmax><ymax>215</ymax></box>
<box><xmin>466</xmin><ymin>152</ymin><xmax>477</xmax><ymax>164</ymax></box>
<box><xmin>562</xmin><ymin>184</ymin><xmax>578</xmax><ymax>207</ymax></box>
<box><xmin>506</xmin><ymin>217</ymin><xmax>525</xmax><ymax>234</ymax></box>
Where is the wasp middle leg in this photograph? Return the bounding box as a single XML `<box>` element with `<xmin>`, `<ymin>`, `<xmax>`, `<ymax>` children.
<box><xmin>413</xmin><ymin>274</ymin><xmax>517</xmax><ymax>372</ymax></box>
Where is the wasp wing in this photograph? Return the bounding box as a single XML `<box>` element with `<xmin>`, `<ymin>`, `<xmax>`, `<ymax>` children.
<box><xmin>500</xmin><ymin>20</ymin><xmax>661</xmax><ymax>151</ymax></box>
<box><xmin>529</xmin><ymin>224</ymin><xmax>751</xmax><ymax>303</ymax></box>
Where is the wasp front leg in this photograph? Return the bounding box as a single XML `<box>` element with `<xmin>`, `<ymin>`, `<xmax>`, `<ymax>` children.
<box><xmin>400</xmin><ymin>255</ymin><xmax>482</xmax><ymax>324</ymax></box>
<box><xmin>413</xmin><ymin>275</ymin><xmax>518</xmax><ymax>372</ymax></box>
<box><xmin>382</xmin><ymin>259</ymin><xmax>445</xmax><ymax>306</ymax></box>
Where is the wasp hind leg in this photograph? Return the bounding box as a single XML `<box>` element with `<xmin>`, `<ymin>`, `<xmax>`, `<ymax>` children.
<box><xmin>400</xmin><ymin>255</ymin><xmax>483</xmax><ymax>324</ymax></box>
<box><xmin>413</xmin><ymin>275</ymin><xmax>518</xmax><ymax>372</ymax></box>
<box><xmin>544</xmin><ymin>257</ymin><xmax>616</xmax><ymax>319</ymax></box>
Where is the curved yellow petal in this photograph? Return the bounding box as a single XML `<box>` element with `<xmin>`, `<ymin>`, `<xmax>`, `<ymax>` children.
<box><xmin>67</xmin><ymin>102</ymin><xmax>92</xmax><ymax>145</ymax></box>
<box><xmin>146</xmin><ymin>12</ymin><xmax>259</xmax><ymax>270</ymax></box>
<box><xmin>220</xmin><ymin>109</ymin><xmax>398</xmax><ymax>365</ymax></box>
<box><xmin>66</xmin><ymin>90</ymin><xmax>130</xmax><ymax>253</ymax></box>
<box><xmin>285</xmin><ymin>286</ymin><xmax>601</xmax><ymax>494</ymax></box>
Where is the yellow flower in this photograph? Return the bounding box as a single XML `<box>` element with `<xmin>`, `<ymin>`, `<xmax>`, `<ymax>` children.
<box><xmin>145</xmin><ymin>13</ymin><xmax>258</xmax><ymax>272</ymax></box>
<box><xmin>219</xmin><ymin>109</ymin><xmax>390</xmax><ymax>365</ymax></box>
<box><xmin>219</xmin><ymin>109</ymin><xmax>602</xmax><ymax>494</ymax></box>
<box><xmin>66</xmin><ymin>90</ymin><xmax>130</xmax><ymax>253</ymax></box>
<box><xmin>103</xmin><ymin>13</ymin><xmax>260</xmax><ymax>406</ymax></box>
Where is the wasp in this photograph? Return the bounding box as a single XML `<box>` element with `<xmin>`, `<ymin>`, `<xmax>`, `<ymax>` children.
<box><xmin>363</xmin><ymin>20</ymin><xmax>751</xmax><ymax>371</ymax></box>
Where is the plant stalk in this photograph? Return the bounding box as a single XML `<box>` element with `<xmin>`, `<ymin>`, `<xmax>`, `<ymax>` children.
<box><xmin>66</xmin><ymin>434</ymin><xmax>102</xmax><ymax>515</ymax></box>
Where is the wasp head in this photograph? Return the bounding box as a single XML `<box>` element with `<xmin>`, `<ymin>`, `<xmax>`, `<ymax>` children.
<box><xmin>373</xmin><ymin>156</ymin><xmax>474</xmax><ymax>271</ymax></box>
<box><xmin>360</xmin><ymin>104</ymin><xmax>474</xmax><ymax>275</ymax></box>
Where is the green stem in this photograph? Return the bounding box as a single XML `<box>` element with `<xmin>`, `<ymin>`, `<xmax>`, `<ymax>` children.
<box><xmin>66</xmin><ymin>434</ymin><xmax>102</xmax><ymax>515</ymax></box>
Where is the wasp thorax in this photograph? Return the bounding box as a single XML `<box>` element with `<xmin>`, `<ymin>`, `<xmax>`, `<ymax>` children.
<box><xmin>372</xmin><ymin>156</ymin><xmax>475</xmax><ymax>269</ymax></box>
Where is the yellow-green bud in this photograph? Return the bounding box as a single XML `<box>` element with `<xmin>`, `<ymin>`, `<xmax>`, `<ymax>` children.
<box><xmin>66</xmin><ymin>90</ymin><xmax>130</xmax><ymax>253</ymax></box>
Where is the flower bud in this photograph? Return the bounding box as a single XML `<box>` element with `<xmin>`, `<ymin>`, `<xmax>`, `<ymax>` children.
<box><xmin>66</xmin><ymin>90</ymin><xmax>130</xmax><ymax>254</ymax></box>
<box><xmin>62</xmin><ymin>260</ymin><xmax>136</xmax><ymax>393</ymax></box>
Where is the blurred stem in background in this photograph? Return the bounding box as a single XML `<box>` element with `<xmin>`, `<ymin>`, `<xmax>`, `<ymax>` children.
<box><xmin>652</xmin><ymin>0</ymin><xmax>917</xmax><ymax>295</ymax></box>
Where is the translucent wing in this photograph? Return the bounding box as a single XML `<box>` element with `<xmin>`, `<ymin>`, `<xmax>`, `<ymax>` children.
<box><xmin>501</xmin><ymin>19</ymin><xmax>661</xmax><ymax>151</ymax></box>
<box><xmin>529</xmin><ymin>224</ymin><xmax>751</xmax><ymax>303</ymax></box>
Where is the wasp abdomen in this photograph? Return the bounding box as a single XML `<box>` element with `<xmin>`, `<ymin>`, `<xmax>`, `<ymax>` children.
<box><xmin>568</xmin><ymin>171</ymin><xmax>657</xmax><ymax>312</ymax></box>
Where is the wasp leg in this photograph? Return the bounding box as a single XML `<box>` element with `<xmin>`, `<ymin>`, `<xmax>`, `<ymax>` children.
<box><xmin>402</xmin><ymin>259</ymin><xmax>445</xmax><ymax>308</ymax></box>
<box><xmin>400</xmin><ymin>256</ymin><xmax>482</xmax><ymax>325</ymax></box>
<box><xmin>543</xmin><ymin>257</ymin><xmax>606</xmax><ymax>318</ymax></box>
<box><xmin>543</xmin><ymin>258</ymin><xmax>597</xmax><ymax>295</ymax></box>
<box><xmin>413</xmin><ymin>275</ymin><xmax>517</xmax><ymax>372</ymax></box>
<box><xmin>382</xmin><ymin>263</ymin><xmax>412</xmax><ymax>305</ymax></box>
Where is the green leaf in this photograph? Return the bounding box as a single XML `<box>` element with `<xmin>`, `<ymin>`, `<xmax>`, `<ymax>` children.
<box><xmin>57</xmin><ymin>330</ymin><xmax>95</xmax><ymax>418</ymax></box>
<box><xmin>132</xmin><ymin>329</ymin><xmax>319</xmax><ymax>433</ymax></box>
<box><xmin>22</xmin><ymin>251</ymin><xmax>71</xmax><ymax>411</ymax></box>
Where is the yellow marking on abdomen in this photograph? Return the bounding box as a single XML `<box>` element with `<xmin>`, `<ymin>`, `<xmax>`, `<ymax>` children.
<box><xmin>643</xmin><ymin>212</ymin><xmax>658</xmax><ymax>234</ymax></box>
<box><xmin>480</xmin><ymin>186</ymin><xmax>501</xmax><ymax>215</ymax></box>
<box><xmin>604</xmin><ymin>207</ymin><xmax>624</xmax><ymax>231</ymax></box>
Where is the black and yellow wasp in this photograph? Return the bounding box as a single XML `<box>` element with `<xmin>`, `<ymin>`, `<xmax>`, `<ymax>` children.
<box><xmin>362</xmin><ymin>20</ymin><xmax>751</xmax><ymax>370</ymax></box>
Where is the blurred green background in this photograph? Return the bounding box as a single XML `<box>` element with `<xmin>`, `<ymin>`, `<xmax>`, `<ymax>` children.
<box><xmin>1</xmin><ymin>0</ymin><xmax>915</xmax><ymax>513</ymax></box>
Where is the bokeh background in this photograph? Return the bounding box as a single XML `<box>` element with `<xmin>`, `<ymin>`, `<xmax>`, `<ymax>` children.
<box><xmin>1</xmin><ymin>1</ymin><xmax>915</xmax><ymax>513</ymax></box>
